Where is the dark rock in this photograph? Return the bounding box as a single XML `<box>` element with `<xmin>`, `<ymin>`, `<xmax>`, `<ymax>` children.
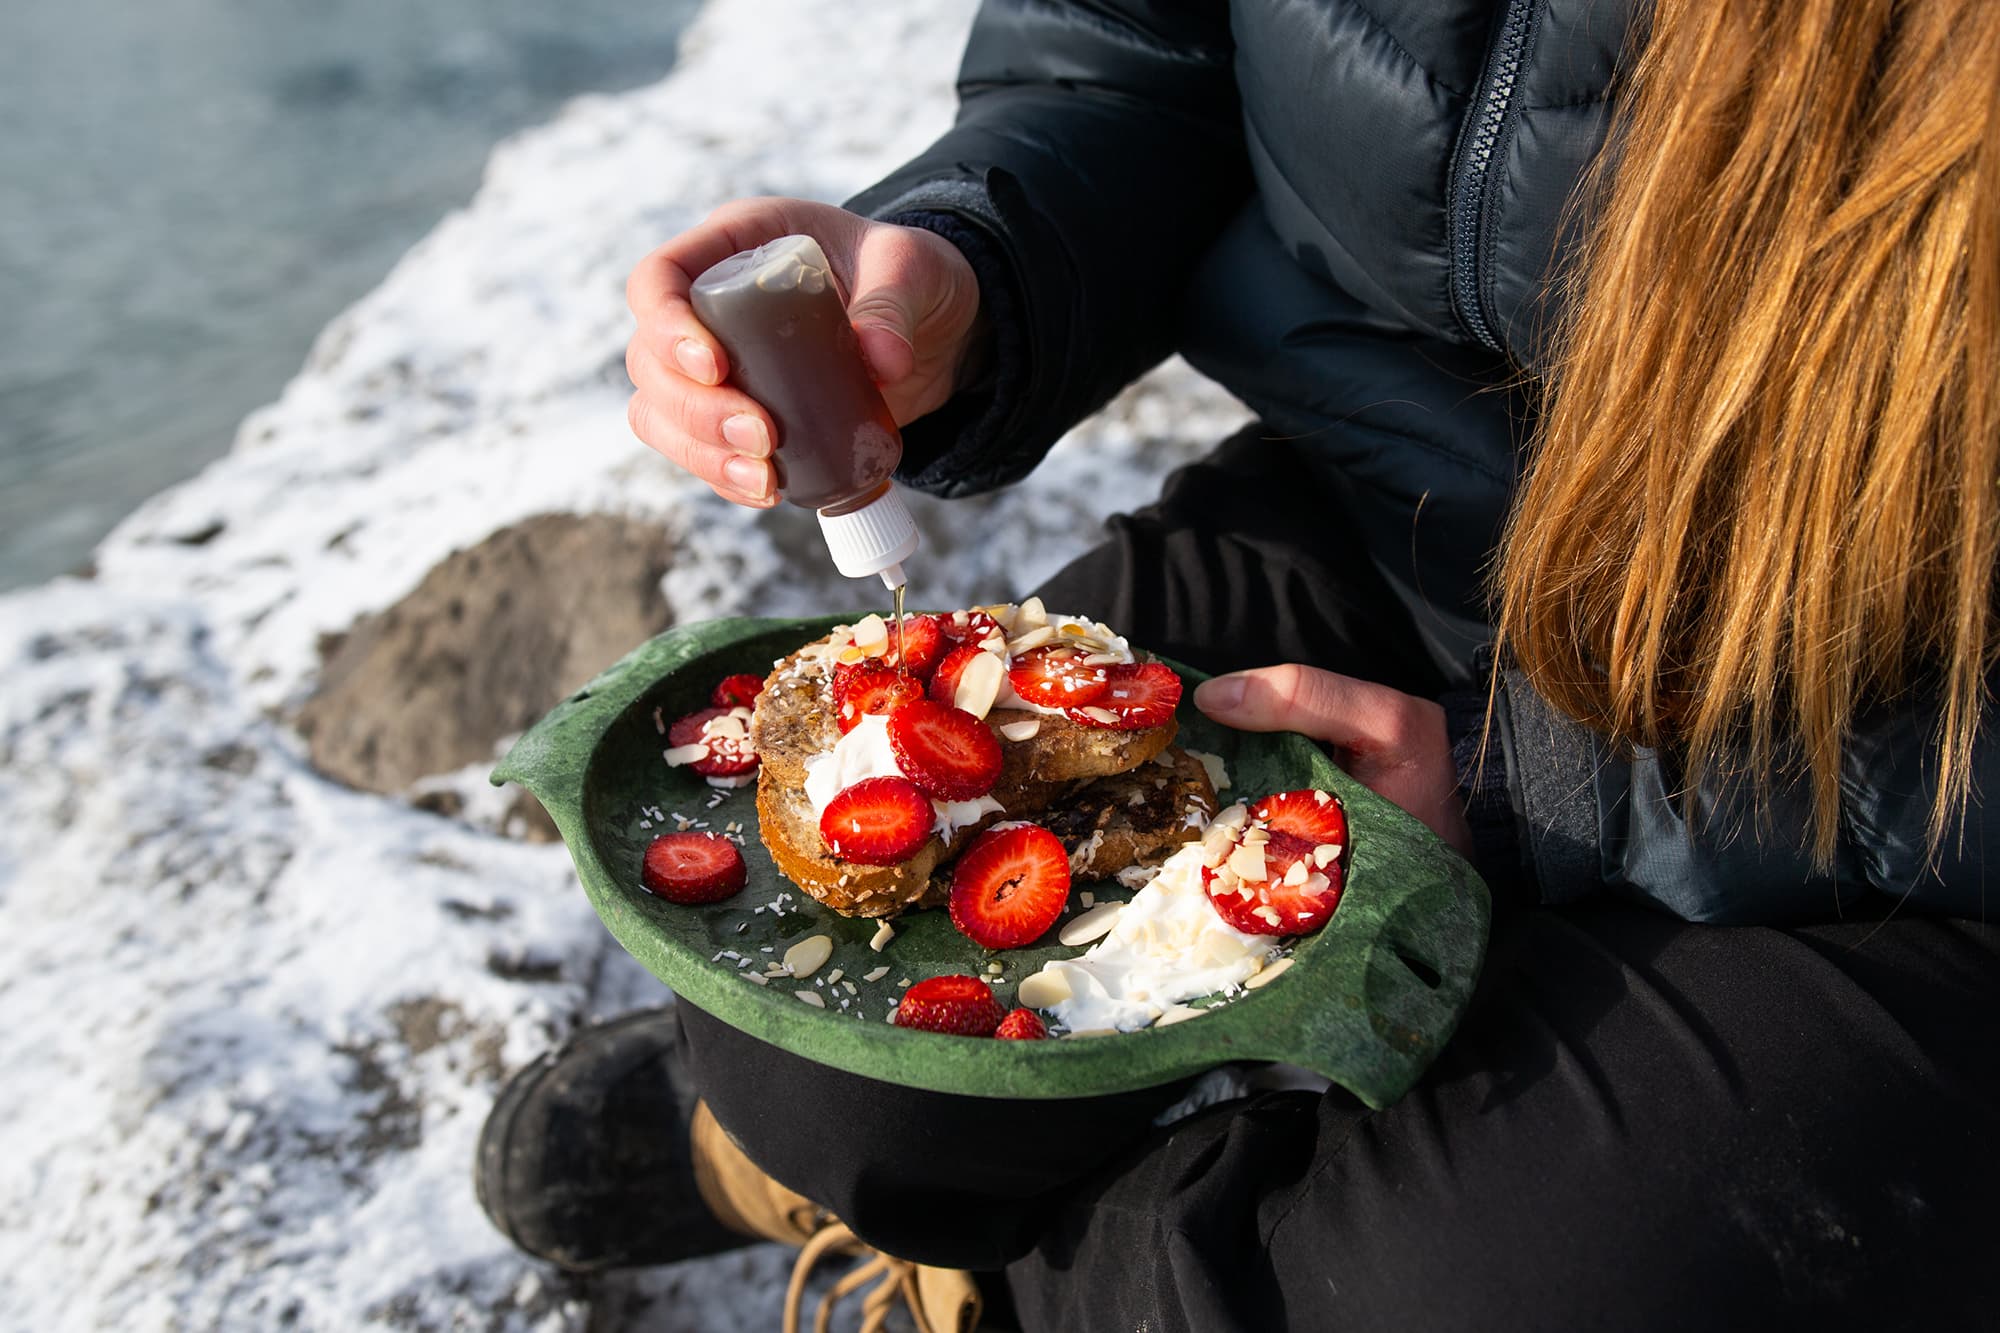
<box><xmin>295</xmin><ymin>513</ymin><xmax>675</xmax><ymax>808</ymax></box>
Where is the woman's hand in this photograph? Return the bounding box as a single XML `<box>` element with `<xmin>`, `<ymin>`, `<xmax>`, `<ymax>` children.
<box><xmin>624</xmin><ymin>197</ymin><xmax>985</xmax><ymax>507</ymax></box>
<box><xmin>1194</xmin><ymin>665</ymin><xmax>1474</xmax><ymax>857</ymax></box>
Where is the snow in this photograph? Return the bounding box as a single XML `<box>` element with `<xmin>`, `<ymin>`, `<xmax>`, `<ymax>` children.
<box><xmin>0</xmin><ymin>0</ymin><xmax>1249</xmax><ymax>1328</ymax></box>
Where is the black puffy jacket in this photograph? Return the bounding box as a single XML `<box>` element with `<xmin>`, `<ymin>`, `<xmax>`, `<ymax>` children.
<box><xmin>847</xmin><ymin>0</ymin><xmax>1997</xmax><ymax>925</ymax></box>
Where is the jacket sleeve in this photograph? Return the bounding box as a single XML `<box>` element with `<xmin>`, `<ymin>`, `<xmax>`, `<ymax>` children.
<box><xmin>1480</xmin><ymin>666</ymin><xmax>2000</xmax><ymax>924</ymax></box>
<box><xmin>843</xmin><ymin>0</ymin><xmax>1252</xmax><ymax>497</ymax></box>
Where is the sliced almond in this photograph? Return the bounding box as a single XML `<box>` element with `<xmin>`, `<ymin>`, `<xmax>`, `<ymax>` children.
<box><xmin>1211</xmin><ymin>803</ymin><xmax>1250</xmax><ymax>832</ymax></box>
<box><xmin>1200</xmin><ymin>822</ymin><xmax>1238</xmax><ymax>866</ymax></box>
<box><xmin>869</xmin><ymin>920</ymin><xmax>896</xmax><ymax>952</ymax></box>
<box><xmin>953</xmin><ymin>650</ymin><xmax>1005</xmax><ymax>719</ymax></box>
<box><xmin>1283</xmin><ymin>859</ymin><xmax>1309</xmax><ymax>886</ymax></box>
<box><xmin>663</xmin><ymin>743</ymin><xmax>710</xmax><ymax>766</ymax></box>
<box><xmin>978</xmin><ymin>632</ymin><xmax>1007</xmax><ymax>656</ymax></box>
<box><xmin>824</xmin><ymin>968</ymin><xmax>844</xmax><ymax>985</ymax></box>
<box><xmin>1015</xmin><ymin>595</ymin><xmax>1048</xmax><ymax>626</ymax></box>
<box><xmin>851</xmin><ymin>613</ymin><xmax>889</xmax><ymax>654</ymax></box>
<box><xmin>1253</xmin><ymin>905</ymin><xmax>1283</xmax><ymax>929</ymax></box>
<box><xmin>975</xmin><ymin>603</ymin><xmax>1017</xmax><ymax>632</ymax></box>
<box><xmin>1078</xmin><ymin>890</ymin><xmax>1095</xmax><ymax>909</ymax></box>
<box><xmin>1081</xmin><ymin>652</ymin><xmax>1122</xmax><ymax>666</ymax></box>
<box><xmin>1243</xmin><ymin>956</ymin><xmax>1293</xmax><ymax>990</ymax></box>
<box><xmin>1017</xmin><ymin>969</ymin><xmax>1072</xmax><ymax>1009</ymax></box>
<box><xmin>794</xmin><ymin>990</ymin><xmax>826</xmax><ymax>1008</ymax></box>
<box><xmin>1006</xmin><ymin>625</ymin><xmax>1056</xmax><ymax>655</ymax></box>
<box><xmin>1155</xmin><ymin>1004</ymin><xmax>1206</xmax><ymax>1026</ymax></box>
<box><xmin>1313</xmin><ymin>844</ymin><xmax>1339</xmax><ymax>868</ymax></box>
<box><xmin>1057</xmin><ymin>901</ymin><xmax>1124</xmax><ymax>947</ymax></box>
<box><xmin>996</xmin><ymin>717</ymin><xmax>1041</xmax><ymax>742</ymax></box>
<box><xmin>861</xmin><ymin>965</ymin><xmax>890</xmax><ymax>983</ymax></box>
<box><xmin>1079</xmin><ymin>705</ymin><xmax>1122</xmax><ymax>726</ymax></box>
<box><xmin>1304</xmin><ymin>872</ymin><xmax>1332</xmax><ymax>896</ymax></box>
<box><xmin>701</xmin><ymin>713</ymin><xmax>748</xmax><ymax>741</ymax></box>
<box><xmin>1227</xmin><ymin>842</ymin><xmax>1269</xmax><ymax>883</ymax></box>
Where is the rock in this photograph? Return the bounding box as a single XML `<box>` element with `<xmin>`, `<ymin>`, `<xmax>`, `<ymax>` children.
<box><xmin>297</xmin><ymin>513</ymin><xmax>675</xmax><ymax>811</ymax></box>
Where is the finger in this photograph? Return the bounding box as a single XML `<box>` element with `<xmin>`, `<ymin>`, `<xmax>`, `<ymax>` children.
<box><xmin>627</xmin><ymin>392</ymin><xmax>777</xmax><ymax>506</ymax></box>
<box><xmin>624</xmin><ymin>340</ymin><xmax>774</xmax><ymax>459</ymax></box>
<box><xmin>845</xmin><ymin>225</ymin><xmax>934</xmax><ymax>385</ymax></box>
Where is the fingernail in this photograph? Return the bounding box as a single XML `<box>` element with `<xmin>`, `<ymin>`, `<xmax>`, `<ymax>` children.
<box><xmin>721</xmin><ymin>414</ymin><xmax>770</xmax><ymax>456</ymax></box>
<box><xmin>723</xmin><ymin>455</ymin><xmax>768</xmax><ymax>497</ymax></box>
<box><xmin>675</xmin><ymin>338</ymin><xmax>718</xmax><ymax>383</ymax></box>
<box><xmin>1195</xmin><ymin>675</ymin><xmax>1246</xmax><ymax>711</ymax></box>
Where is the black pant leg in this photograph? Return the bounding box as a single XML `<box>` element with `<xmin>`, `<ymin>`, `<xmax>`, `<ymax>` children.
<box><xmin>1005</xmin><ymin>903</ymin><xmax>2000</xmax><ymax>1332</ymax></box>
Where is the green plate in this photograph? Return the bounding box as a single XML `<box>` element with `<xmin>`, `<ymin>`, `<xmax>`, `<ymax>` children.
<box><xmin>494</xmin><ymin>615</ymin><xmax>1489</xmax><ymax>1109</ymax></box>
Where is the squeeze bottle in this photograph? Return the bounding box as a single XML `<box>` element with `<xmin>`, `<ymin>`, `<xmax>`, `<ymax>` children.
<box><xmin>689</xmin><ymin>235</ymin><xmax>918</xmax><ymax>590</ymax></box>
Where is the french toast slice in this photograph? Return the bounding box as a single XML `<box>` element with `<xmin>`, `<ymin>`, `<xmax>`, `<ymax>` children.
<box><xmin>750</xmin><ymin>629</ymin><xmax>1184</xmax><ymax>917</ymax></box>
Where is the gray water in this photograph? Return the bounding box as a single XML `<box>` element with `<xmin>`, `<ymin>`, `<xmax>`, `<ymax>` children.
<box><xmin>0</xmin><ymin>0</ymin><xmax>701</xmax><ymax>591</ymax></box>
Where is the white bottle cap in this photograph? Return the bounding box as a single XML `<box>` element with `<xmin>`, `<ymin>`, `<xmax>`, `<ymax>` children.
<box><xmin>817</xmin><ymin>488</ymin><xmax>919</xmax><ymax>588</ymax></box>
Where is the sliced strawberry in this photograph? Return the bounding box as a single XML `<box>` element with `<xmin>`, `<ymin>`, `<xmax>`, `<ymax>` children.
<box><xmin>949</xmin><ymin>823</ymin><xmax>1071</xmax><ymax>949</ymax></box>
<box><xmin>640</xmin><ymin>831</ymin><xmax>746</xmax><ymax>904</ymax></box>
<box><xmin>710</xmin><ymin>673</ymin><xmax>766</xmax><ymax>709</ymax></box>
<box><xmin>886</xmin><ymin>614</ymin><xmax>949</xmax><ymax>679</ymax></box>
<box><xmin>1066</xmin><ymin>662</ymin><xmax>1181</xmax><ymax>730</ymax></box>
<box><xmin>995</xmin><ymin>1008</ymin><xmax>1049</xmax><ymax>1040</ymax></box>
<box><xmin>928</xmin><ymin>645</ymin><xmax>987</xmax><ymax>705</ymax></box>
<box><xmin>832</xmin><ymin>663</ymin><xmax>925</xmax><ymax>734</ymax></box>
<box><xmin>1251</xmin><ymin>789</ymin><xmax>1348</xmax><ymax>862</ymax></box>
<box><xmin>887</xmin><ymin>700</ymin><xmax>1004</xmax><ymax>800</ymax></box>
<box><xmin>893</xmin><ymin>975</ymin><xmax>1006</xmax><ymax>1037</ymax></box>
<box><xmin>1008</xmin><ymin>645</ymin><xmax>1111</xmax><ymax>709</ymax></box>
<box><xmin>667</xmin><ymin>706</ymin><xmax>759</xmax><ymax>777</ymax></box>
<box><xmin>1205</xmin><ymin>829</ymin><xmax>1343</xmax><ymax>936</ymax></box>
<box><xmin>938</xmin><ymin>610</ymin><xmax>1004</xmax><ymax>648</ymax></box>
<box><xmin>819</xmin><ymin>776</ymin><xmax>935</xmax><ymax>864</ymax></box>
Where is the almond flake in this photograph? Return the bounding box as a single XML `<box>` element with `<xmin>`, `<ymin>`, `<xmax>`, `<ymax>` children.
<box><xmin>1283</xmin><ymin>859</ymin><xmax>1310</xmax><ymax>886</ymax></box>
<box><xmin>1313</xmin><ymin>844</ymin><xmax>1339</xmax><ymax>867</ymax></box>
<box><xmin>1078</xmin><ymin>890</ymin><xmax>1095</xmax><ymax>909</ymax></box>
<box><xmin>1017</xmin><ymin>970</ymin><xmax>1072</xmax><ymax>1008</ymax></box>
<box><xmin>1081</xmin><ymin>652</ymin><xmax>1122</xmax><ymax>666</ymax></box>
<box><xmin>1228</xmin><ymin>842</ymin><xmax>1269</xmax><ymax>882</ymax></box>
<box><xmin>1253</xmin><ymin>905</ymin><xmax>1283</xmax><ymax>929</ymax></box>
<box><xmin>997</xmin><ymin>718</ymin><xmax>1042</xmax><ymax>742</ymax></box>
<box><xmin>869</xmin><ymin>920</ymin><xmax>896</xmax><ymax>952</ymax></box>
<box><xmin>663</xmin><ymin>743</ymin><xmax>709</xmax><ymax>766</ymax></box>
<box><xmin>861</xmin><ymin>965</ymin><xmax>890</xmax><ymax>983</ymax></box>
<box><xmin>794</xmin><ymin>990</ymin><xmax>826</xmax><ymax>1008</ymax></box>
<box><xmin>1243</xmin><ymin>956</ymin><xmax>1293</xmax><ymax>989</ymax></box>
<box><xmin>1016</xmin><ymin>596</ymin><xmax>1048</xmax><ymax>627</ymax></box>
<box><xmin>953</xmin><ymin>650</ymin><xmax>1005</xmax><ymax>718</ymax></box>
<box><xmin>1057</xmin><ymin>902</ymin><xmax>1124</xmax><ymax>946</ymax></box>
<box><xmin>1155</xmin><ymin>1004</ymin><xmax>1206</xmax><ymax>1026</ymax></box>
<box><xmin>702</xmin><ymin>714</ymin><xmax>748</xmax><ymax>741</ymax></box>
<box><xmin>783</xmin><ymin>935</ymin><xmax>833</xmax><ymax>978</ymax></box>
<box><xmin>1079</xmin><ymin>705</ymin><xmax>1122</xmax><ymax>725</ymax></box>
<box><xmin>1006</xmin><ymin>625</ymin><xmax>1056</xmax><ymax>654</ymax></box>
<box><xmin>824</xmin><ymin>968</ymin><xmax>844</xmax><ymax>985</ymax></box>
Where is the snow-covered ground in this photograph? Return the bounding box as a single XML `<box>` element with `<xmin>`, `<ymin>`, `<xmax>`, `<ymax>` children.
<box><xmin>0</xmin><ymin>0</ymin><xmax>1248</xmax><ymax>1328</ymax></box>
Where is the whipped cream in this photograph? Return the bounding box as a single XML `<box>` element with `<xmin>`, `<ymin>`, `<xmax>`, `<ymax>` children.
<box><xmin>802</xmin><ymin>711</ymin><xmax>1002</xmax><ymax>839</ymax></box>
<box><xmin>1032</xmin><ymin>840</ymin><xmax>1279</xmax><ymax>1032</ymax></box>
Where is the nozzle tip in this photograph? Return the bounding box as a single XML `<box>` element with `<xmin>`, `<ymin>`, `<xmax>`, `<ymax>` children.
<box><xmin>877</xmin><ymin>562</ymin><xmax>907</xmax><ymax>591</ymax></box>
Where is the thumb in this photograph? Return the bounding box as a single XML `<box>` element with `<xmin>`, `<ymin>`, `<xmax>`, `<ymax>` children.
<box><xmin>1193</xmin><ymin>665</ymin><xmax>1362</xmax><ymax>745</ymax></box>
<box><xmin>845</xmin><ymin>228</ymin><xmax>930</xmax><ymax>386</ymax></box>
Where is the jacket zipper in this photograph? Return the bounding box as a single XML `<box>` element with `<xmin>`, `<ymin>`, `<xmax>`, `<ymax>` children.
<box><xmin>1449</xmin><ymin>0</ymin><xmax>1538</xmax><ymax>352</ymax></box>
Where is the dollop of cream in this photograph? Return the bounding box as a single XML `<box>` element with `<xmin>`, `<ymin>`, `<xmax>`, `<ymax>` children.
<box><xmin>1033</xmin><ymin>841</ymin><xmax>1278</xmax><ymax>1032</ymax></box>
<box><xmin>803</xmin><ymin>711</ymin><xmax>1001</xmax><ymax>839</ymax></box>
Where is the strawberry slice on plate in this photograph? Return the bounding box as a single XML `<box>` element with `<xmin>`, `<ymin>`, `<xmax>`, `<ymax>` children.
<box><xmin>832</xmin><ymin>664</ymin><xmax>925</xmax><ymax>734</ymax></box>
<box><xmin>887</xmin><ymin>699</ymin><xmax>1003</xmax><ymax>800</ymax></box>
<box><xmin>949</xmin><ymin>823</ymin><xmax>1071</xmax><ymax>949</ymax></box>
<box><xmin>709</xmin><ymin>673</ymin><xmax>766</xmax><ymax>709</ymax></box>
<box><xmin>995</xmin><ymin>1008</ymin><xmax>1049</xmax><ymax>1040</ymax></box>
<box><xmin>893</xmin><ymin>975</ymin><xmax>1007</xmax><ymax>1036</ymax></box>
<box><xmin>1066</xmin><ymin>662</ymin><xmax>1181</xmax><ymax>730</ymax></box>
<box><xmin>667</xmin><ymin>706</ymin><xmax>759</xmax><ymax>777</ymax></box>
<box><xmin>819</xmin><ymin>776</ymin><xmax>935</xmax><ymax>864</ymax></box>
<box><xmin>927</xmin><ymin>645</ymin><xmax>987</xmax><ymax>705</ymax></box>
<box><xmin>1251</xmin><ymin>789</ymin><xmax>1348</xmax><ymax>862</ymax></box>
<box><xmin>1008</xmin><ymin>645</ymin><xmax>1110</xmax><ymax>709</ymax></box>
<box><xmin>886</xmin><ymin>614</ymin><xmax>948</xmax><ymax>678</ymax></box>
<box><xmin>640</xmin><ymin>831</ymin><xmax>747</xmax><ymax>904</ymax></box>
<box><xmin>1205</xmin><ymin>829</ymin><xmax>1343</xmax><ymax>936</ymax></box>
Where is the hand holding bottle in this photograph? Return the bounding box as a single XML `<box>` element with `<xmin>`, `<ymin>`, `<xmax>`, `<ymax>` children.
<box><xmin>624</xmin><ymin>197</ymin><xmax>984</xmax><ymax>508</ymax></box>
